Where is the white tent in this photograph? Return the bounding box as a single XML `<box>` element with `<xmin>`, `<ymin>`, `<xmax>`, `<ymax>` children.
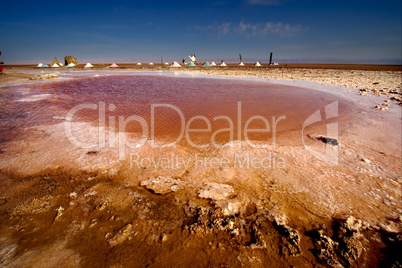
<box><xmin>51</xmin><ymin>63</ymin><xmax>60</xmax><ymax>68</ymax></box>
<box><xmin>171</xmin><ymin>61</ymin><xmax>181</xmax><ymax>67</ymax></box>
<box><xmin>254</xmin><ymin>62</ymin><xmax>262</xmax><ymax>67</ymax></box>
<box><xmin>37</xmin><ymin>63</ymin><xmax>43</xmax><ymax>67</ymax></box>
<box><xmin>211</xmin><ymin>62</ymin><xmax>217</xmax><ymax>66</ymax></box>
<box><xmin>239</xmin><ymin>62</ymin><xmax>245</xmax><ymax>66</ymax></box>
<box><xmin>137</xmin><ymin>62</ymin><xmax>142</xmax><ymax>65</ymax></box>
<box><xmin>66</xmin><ymin>63</ymin><xmax>76</xmax><ymax>68</ymax></box>
<box><xmin>149</xmin><ymin>62</ymin><xmax>154</xmax><ymax>65</ymax></box>
<box><xmin>84</xmin><ymin>63</ymin><xmax>94</xmax><ymax>68</ymax></box>
<box><xmin>164</xmin><ymin>62</ymin><xmax>169</xmax><ymax>65</ymax></box>
<box><xmin>220</xmin><ymin>61</ymin><xmax>227</xmax><ymax>67</ymax></box>
<box><xmin>59</xmin><ymin>63</ymin><xmax>64</xmax><ymax>66</ymax></box>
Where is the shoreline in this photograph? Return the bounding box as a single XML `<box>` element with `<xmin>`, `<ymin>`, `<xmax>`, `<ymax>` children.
<box><xmin>2</xmin><ymin>65</ymin><xmax>401</xmax><ymax>103</ymax></box>
<box><xmin>4</xmin><ymin>63</ymin><xmax>402</xmax><ymax>71</ymax></box>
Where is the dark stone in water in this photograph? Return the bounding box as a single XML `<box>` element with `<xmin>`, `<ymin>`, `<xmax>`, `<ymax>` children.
<box><xmin>321</xmin><ymin>137</ymin><xmax>339</xmax><ymax>146</ymax></box>
<box><xmin>86</xmin><ymin>150</ymin><xmax>99</xmax><ymax>156</ymax></box>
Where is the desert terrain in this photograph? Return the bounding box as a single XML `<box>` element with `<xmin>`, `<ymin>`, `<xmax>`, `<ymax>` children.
<box><xmin>0</xmin><ymin>64</ymin><xmax>401</xmax><ymax>267</ymax></box>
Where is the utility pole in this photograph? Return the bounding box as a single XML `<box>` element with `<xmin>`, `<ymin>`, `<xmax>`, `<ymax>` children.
<box><xmin>269</xmin><ymin>52</ymin><xmax>273</xmax><ymax>65</ymax></box>
<box><xmin>0</xmin><ymin>51</ymin><xmax>3</xmax><ymax>74</ymax></box>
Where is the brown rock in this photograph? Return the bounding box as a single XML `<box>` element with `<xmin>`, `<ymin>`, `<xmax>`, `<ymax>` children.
<box><xmin>314</xmin><ymin>216</ymin><xmax>369</xmax><ymax>266</ymax></box>
<box><xmin>108</xmin><ymin>224</ymin><xmax>133</xmax><ymax>247</ymax></box>
<box><xmin>52</xmin><ymin>57</ymin><xmax>60</xmax><ymax>66</ymax></box>
<box><xmin>274</xmin><ymin>217</ymin><xmax>301</xmax><ymax>256</ymax></box>
<box><xmin>64</xmin><ymin>56</ymin><xmax>78</xmax><ymax>66</ymax></box>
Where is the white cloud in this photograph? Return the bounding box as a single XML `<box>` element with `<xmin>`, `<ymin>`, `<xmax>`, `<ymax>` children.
<box><xmin>197</xmin><ymin>21</ymin><xmax>306</xmax><ymax>38</ymax></box>
<box><xmin>217</xmin><ymin>23</ymin><xmax>231</xmax><ymax>35</ymax></box>
<box><xmin>245</xmin><ymin>0</ymin><xmax>281</xmax><ymax>6</ymax></box>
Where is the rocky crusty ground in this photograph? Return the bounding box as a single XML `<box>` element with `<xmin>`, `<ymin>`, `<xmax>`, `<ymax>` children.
<box><xmin>1</xmin><ymin>171</ymin><xmax>401</xmax><ymax>267</ymax></box>
<box><xmin>187</xmin><ymin>67</ymin><xmax>402</xmax><ymax>104</ymax></box>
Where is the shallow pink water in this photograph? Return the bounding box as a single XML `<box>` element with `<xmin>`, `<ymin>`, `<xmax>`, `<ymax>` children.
<box><xmin>0</xmin><ymin>75</ymin><xmax>358</xmax><ymax>147</ymax></box>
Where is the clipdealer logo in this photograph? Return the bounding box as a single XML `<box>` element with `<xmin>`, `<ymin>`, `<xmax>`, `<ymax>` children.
<box><xmin>64</xmin><ymin>102</ymin><xmax>286</xmax><ymax>160</ymax></box>
<box><xmin>64</xmin><ymin>100</ymin><xmax>339</xmax><ymax>166</ymax></box>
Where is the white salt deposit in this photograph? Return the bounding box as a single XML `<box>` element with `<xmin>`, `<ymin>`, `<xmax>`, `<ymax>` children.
<box><xmin>171</xmin><ymin>61</ymin><xmax>181</xmax><ymax>67</ymax></box>
<box><xmin>198</xmin><ymin>183</ymin><xmax>235</xmax><ymax>201</ymax></box>
<box><xmin>18</xmin><ymin>94</ymin><xmax>52</xmax><ymax>102</ymax></box>
<box><xmin>140</xmin><ymin>176</ymin><xmax>183</xmax><ymax>195</ymax></box>
<box><xmin>108</xmin><ymin>63</ymin><xmax>119</xmax><ymax>68</ymax></box>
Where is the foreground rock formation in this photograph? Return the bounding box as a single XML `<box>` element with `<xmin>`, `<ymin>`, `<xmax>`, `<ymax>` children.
<box><xmin>0</xmin><ymin>170</ymin><xmax>400</xmax><ymax>267</ymax></box>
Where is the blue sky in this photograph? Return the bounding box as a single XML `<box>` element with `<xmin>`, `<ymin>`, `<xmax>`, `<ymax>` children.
<box><xmin>1</xmin><ymin>0</ymin><xmax>401</xmax><ymax>64</ymax></box>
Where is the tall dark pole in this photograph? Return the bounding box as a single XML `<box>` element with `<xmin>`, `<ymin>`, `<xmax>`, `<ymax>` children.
<box><xmin>269</xmin><ymin>52</ymin><xmax>273</xmax><ymax>65</ymax></box>
<box><xmin>239</xmin><ymin>54</ymin><xmax>242</xmax><ymax>63</ymax></box>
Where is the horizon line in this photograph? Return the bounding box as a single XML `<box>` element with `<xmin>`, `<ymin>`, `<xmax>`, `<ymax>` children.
<box><xmin>4</xmin><ymin>57</ymin><xmax>402</xmax><ymax>66</ymax></box>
